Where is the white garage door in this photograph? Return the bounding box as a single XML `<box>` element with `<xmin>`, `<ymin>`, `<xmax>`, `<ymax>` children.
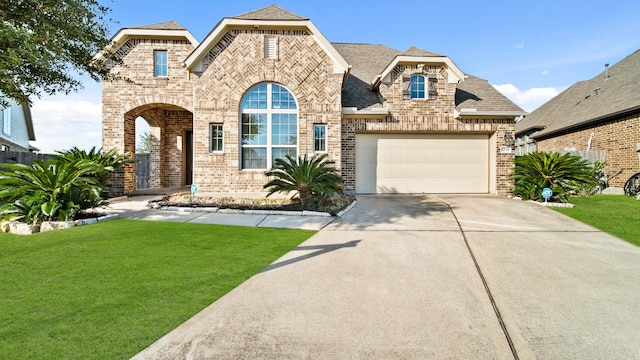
<box><xmin>355</xmin><ymin>134</ymin><xmax>489</xmax><ymax>194</ymax></box>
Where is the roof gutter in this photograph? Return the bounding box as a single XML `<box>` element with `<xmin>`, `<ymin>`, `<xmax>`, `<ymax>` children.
<box><xmin>456</xmin><ymin>108</ymin><xmax>528</xmax><ymax>118</ymax></box>
<box><xmin>342</xmin><ymin>106</ymin><xmax>389</xmax><ymax>117</ymax></box>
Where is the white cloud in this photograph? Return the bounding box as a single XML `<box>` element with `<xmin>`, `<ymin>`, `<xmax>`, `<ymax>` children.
<box><xmin>493</xmin><ymin>84</ymin><xmax>562</xmax><ymax>112</ymax></box>
<box><xmin>515</xmin><ymin>42</ymin><xmax>525</xmax><ymax>49</ymax></box>
<box><xmin>540</xmin><ymin>70</ymin><xmax>550</xmax><ymax>76</ymax></box>
<box><xmin>30</xmin><ymin>99</ymin><xmax>102</xmax><ymax>153</ymax></box>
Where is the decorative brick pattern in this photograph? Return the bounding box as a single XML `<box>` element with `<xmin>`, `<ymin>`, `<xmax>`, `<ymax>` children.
<box><xmin>536</xmin><ymin>113</ymin><xmax>640</xmax><ymax>187</ymax></box>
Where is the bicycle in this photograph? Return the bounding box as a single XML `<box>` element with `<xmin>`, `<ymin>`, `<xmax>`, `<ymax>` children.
<box><xmin>592</xmin><ymin>168</ymin><xmax>623</xmax><ymax>194</ymax></box>
<box><xmin>624</xmin><ymin>172</ymin><xmax>640</xmax><ymax>196</ymax></box>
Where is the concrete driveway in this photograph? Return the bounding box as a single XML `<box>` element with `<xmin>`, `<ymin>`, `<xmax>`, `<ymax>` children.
<box><xmin>132</xmin><ymin>195</ymin><xmax>640</xmax><ymax>360</ymax></box>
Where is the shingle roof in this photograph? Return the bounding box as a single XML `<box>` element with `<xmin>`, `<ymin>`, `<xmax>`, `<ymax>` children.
<box><xmin>231</xmin><ymin>4</ymin><xmax>307</xmax><ymax>21</ymax></box>
<box><xmin>455</xmin><ymin>75</ymin><xmax>524</xmax><ymax>113</ymax></box>
<box><xmin>400</xmin><ymin>46</ymin><xmax>442</xmax><ymax>57</ymax></box>
<box><xmin>516</xmin><ymin>49</ymin><xmax>640</xmax><ymax>138</ymax></box>
<box><xmin>333</xmin><ymin>43</ymin><xmax>523</xmax><ymax>114</ymax></box>
<box><xmin>332</xmin><ymin>43</ymin><xmax>399</xmax><ymax>109</ymax></box>
<box><xmin>131</xmin><ymin>20</ymin><xmax>186</xmax><ymax>31</ymax></box>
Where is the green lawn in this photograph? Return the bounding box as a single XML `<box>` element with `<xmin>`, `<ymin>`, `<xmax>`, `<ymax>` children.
<box><xmin>0</xmin><ymin>219</ymin><xmax>315</xmax><ymax>359</ymax></box>
<box><xmin>552</xmin><ymin>195</ymin><xmax>640</xmax><ymax>246</ymax></box>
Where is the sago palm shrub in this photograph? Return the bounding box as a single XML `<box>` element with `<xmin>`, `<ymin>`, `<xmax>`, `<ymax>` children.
<box><xmin>510</xmin><ymin>151</ymin><xmax>597</xmax><ymax>202</ymax></box>
<box><xmin>0</xmin><ymin>159</ymin><xmax>103</xmax><ymax>223</ymax></box>
<box><xmin>264</xmin><ymin>153</ymin><xmax>343</xmax><ymax>209</ymax></box>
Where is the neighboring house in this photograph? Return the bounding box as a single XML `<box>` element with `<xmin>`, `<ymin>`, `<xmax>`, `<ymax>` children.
<box><xmin>516</xmin><ymin>49</ymin><xmax>640</xmax><ymax>187</ymax></box>
<box><xmin>0</xmin><ymin>95</ymin><xmax>36</xmax><ymax>152</ymax></box>
<box><xmin>99</xmin><ymin>5</ymin><xmax>524</xmax><ymax>196</ymax></box>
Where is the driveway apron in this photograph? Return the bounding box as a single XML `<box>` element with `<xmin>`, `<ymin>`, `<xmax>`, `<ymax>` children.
<box><xmin>132</xmin><ymin>195</ymin><xmax>640</xmax><ymax>360</ymax></box>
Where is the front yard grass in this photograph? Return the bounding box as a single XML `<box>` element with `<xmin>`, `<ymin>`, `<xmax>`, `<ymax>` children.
<box><xmin>552</xmin><ymin>195</ymin><xmax>640</xmax><ymax>246</ymax></box>
<box><xmin>0</xmin><ymin>219</ymin><xmax>315</xmax><ymax>359</ymax></box>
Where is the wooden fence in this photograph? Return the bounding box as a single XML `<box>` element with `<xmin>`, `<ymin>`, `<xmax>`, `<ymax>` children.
<box><xmin>0</xmin><ymin>151</ymin><xmax>52</xmax><ymax>166</ymax></box>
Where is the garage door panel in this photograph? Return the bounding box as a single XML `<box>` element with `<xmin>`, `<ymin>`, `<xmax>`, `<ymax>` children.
<box><xmin>355</xmin><ymin>134</ymin><xmax>489</xmax><ymax>194</ymax></box>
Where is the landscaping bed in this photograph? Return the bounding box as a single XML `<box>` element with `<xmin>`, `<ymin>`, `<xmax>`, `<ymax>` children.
<box><xmin>154</xmin><ymin>192</ymin><xmax>356</xmax><ymax>216</ymax></box>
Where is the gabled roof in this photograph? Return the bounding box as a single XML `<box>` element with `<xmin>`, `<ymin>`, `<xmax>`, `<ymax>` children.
<box><xmin>516</xmin><ymin>49</ymin><xmax>640</xmax><ymax>138</ymax></box>
<box><xmin>373</xmin><ymin>46</ymin><xmax>465</xmax><ymax>89</ymax></box>
<box><xmin>95</xmin><ymin>20</ymin><xmax>199</xmax><ymax>60</ymax></box>
<box><xmin>185</xmin><ymin>6</ymin><xmax>348</xmax><ymax>75</ymax></box>
<box><xmin>133</xmin><ymin>20</ymin><xmax>187</xmax><ymax>31</ymax></box>
<box><xmin>231</xmin><ymin>4</ymin><xmax>307</xmax><ymax>20</ymax></box>
<box><xmin>333</xmin><ymin>43</ymin><xmax>523</xmax><ymax>116</ymax></box>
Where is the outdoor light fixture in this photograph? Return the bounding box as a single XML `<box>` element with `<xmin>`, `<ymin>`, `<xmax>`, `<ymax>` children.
<box><xmin>503</xmin><ymin>132</ymin><xmax>515</xmax><ymax>148</ymax></box>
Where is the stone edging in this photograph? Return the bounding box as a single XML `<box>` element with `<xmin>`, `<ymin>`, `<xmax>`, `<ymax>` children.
<box><xmin>154</xmin><ymin>200</ymin><xmax>358</xmax><ymax>217</ymax></box>
<box><xmin>2</xmin><ymin>214</ymin><xmax>120</xmax><ymax>235</ymax></box>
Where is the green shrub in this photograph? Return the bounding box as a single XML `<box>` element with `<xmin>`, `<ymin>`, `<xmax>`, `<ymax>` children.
<box><xmin>510</xmin><ymin>152</ymin><xmax>597</xmax><ymax>202</ymax></box>
<box><xmin>264</xmin><ymin>153</ymin><xmax>343</xmax><ymax>209</ymax></box>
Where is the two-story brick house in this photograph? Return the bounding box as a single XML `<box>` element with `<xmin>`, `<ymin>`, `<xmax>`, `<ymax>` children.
<box><xmin>100</xmin><ymin>5</ymin><xmax>524</xmax><ymax>196</ymax></box>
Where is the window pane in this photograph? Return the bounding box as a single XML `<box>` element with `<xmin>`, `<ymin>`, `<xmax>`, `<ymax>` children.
<box><xmin>242</xmin><ymin>114</ymin><xmax>267</xmax><ymax>145</ymax></box>
<box><xmin>272</xmin><ymin>148</ymin><xmax>297</xmax><ymax>168</ymax></box>
<box><xmin>272</xmin><ymin>114</ymin><xmax>297</xmax><ymax>145</ymax></box>
<box><xmin>241</xmin><ymin>83</ymin><xmax>268</xmax><ymax>109</ymax></box>
<box><xmin>2</xmin><ymin>106</ymin><xmax>11</xmax><ymax>136</ymax></box>
<box><xmin>210</xmin><ymin>124</ymin><xmax>223</xmax><ymax>152</ymax></box>
<box><xmin>154</xmin><ymin>51</ymin><xmax>167</xmax><ymax>77</ymax></box>
<box><xmin>314</xmin><ymin>124</ymin><xmax>326</xmax><ymax>152</ymax></box>
<box><xmin>243</xmin><ymin>148</ymin><xmax>267</xmax><ymax>169</ymax></box>
<box><xmin>410</xmin><ymin>75</ymin><xmax>425</xmax><ymax>99</ymax></box>
<box><xmin>271</xmin><ymin>84</ymin><xmax>296</xmax><ymax>109</ymax></box>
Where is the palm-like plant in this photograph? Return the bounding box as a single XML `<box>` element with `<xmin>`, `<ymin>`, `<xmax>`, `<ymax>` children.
<box><xmin>510</xmin><ymin>151</ymin><xmax>597</xmax><ymax>202</ymax></box>
<box><xmin>264</xmin><ymin>153</ymin><xmax>343</xmax><ymax>209</ymax></box>
<box><xmin>0</xmin><ymin>159</ymin><xmax>103</xmax><ymax>223</ymax></box>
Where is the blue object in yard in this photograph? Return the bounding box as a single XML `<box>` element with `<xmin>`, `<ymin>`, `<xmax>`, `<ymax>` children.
<box><xmin>191</xmin><ymin>184</ymin><xmax>199</xmax><ymax>195</ymax></box>
<box><xmin>541</xmin><ymin>187</ymin><xmax>553</xmax><ymax>200</ymax></box>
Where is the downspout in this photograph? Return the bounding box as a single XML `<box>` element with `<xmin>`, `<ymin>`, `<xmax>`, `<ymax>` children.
<box><xmin>586</xmin><ymin>132</ymin><xmax>594</xmax><ymax>151</ymax></box>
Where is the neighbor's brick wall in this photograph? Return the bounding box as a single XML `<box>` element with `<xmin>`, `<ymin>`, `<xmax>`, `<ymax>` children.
<box><xmin>536</xmin><ymin>112</ymin><xmax>640</xmax><ymax>187</ymax></box>
<box><xmin>190</xmin><ymin>28</ymin><xmax>343</xmax><ymax>193</ymax></box>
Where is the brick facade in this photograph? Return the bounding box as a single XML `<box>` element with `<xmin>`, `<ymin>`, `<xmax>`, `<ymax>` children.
<box><xmin>102</xmin><ymin>16</ymin><xmax>517</xmax><ymax>196</ymax></box>
<box><xmin>536</xmin><ymin>113</ymin><xmax>640</xmax><ymax>187</ymax></box>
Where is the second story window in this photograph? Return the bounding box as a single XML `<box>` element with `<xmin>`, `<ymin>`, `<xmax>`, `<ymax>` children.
<box><xmin>410</xmin><ymin>75</ymin><xmax>425</xmax><ymax>99</ymax></box>
<box><xmin>154</xmin><ymin>50</ymin><xmax>168</xmax><ymax>77</ymax></box>
<box><xmin>403</xmin><ymin>74</ymin><xmax>438</xmax><ymax>100</ymax></box>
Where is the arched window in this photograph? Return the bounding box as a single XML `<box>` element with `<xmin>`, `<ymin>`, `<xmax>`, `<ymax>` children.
<box><xmin>408</xmin><ymin>74</ymin><xmax>438</xmax><ymax>100</ymax></box>
<box><xmin>240</xmin><ymin>83</ymin><xmax>298</xmax><ymax>169</ymax></box>
<box><xmin>410</xmin><ymin>74</ymin><xmax>426</xmax><ymax>99</ymax></box>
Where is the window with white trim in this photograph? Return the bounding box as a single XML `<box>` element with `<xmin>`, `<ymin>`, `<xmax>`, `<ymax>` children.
<box><xmin>2</xmin><ymin>106</ymin><xmax>11</xmax><ymax>136</ymax></box>
<box><xmin>264</xmin><ymin>36</ymin><xmax>278</xmax><ymax>60</ymax></box>
<box><xmin>405</xmin><ymin>74</ymin><xmax>438</xmax><ymax>100</ymax></box>
<box><xmin>314</xmin><ymin>124</ymin><xmax>327</xmax><ymax>153</ymax></box>
<box><xmin>240</xmin><ymin>83</ymin><xmax>297</xmax><ymax>169</ymax></box>
<box><xmin>154</xmin><ymin>50</ymin><xmax>168</xmax><ymax>77</ymax></box>
<box><xmin>209</xmin><ymin>124</ymin><xmax>223</xmax><ymax>152</ymax></box>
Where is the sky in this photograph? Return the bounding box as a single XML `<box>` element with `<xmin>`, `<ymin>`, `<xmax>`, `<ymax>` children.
<box><xmin>29</xmin><ymin>0</ymin><xmax>640</xmax><ymax>153</ymax></box>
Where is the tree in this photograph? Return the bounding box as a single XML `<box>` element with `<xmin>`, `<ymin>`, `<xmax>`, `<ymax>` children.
<box><xmin>136</xmin><ymin>131</ymin><xmax>152</xmax><ymax>153</ymax></box>
<box><xmin>0</xmin><ymin>0</ymin><xmax>114</xmax><ymax>105</ymax></box>
<box><xmin>510</xmin><ymin>152</ymin><xmax>597</xmax><ymax>202</ymax></box>
<box><xmin>264</xmin><ymin>154</ymin><xmax>343</xmax><ymax>209</ymax></box>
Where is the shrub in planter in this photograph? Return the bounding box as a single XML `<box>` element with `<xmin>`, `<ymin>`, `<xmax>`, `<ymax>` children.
<box><xmin>510</xmin><ymin>151</ymin><xmax>597</xmax><ymax>202</ymax></box>
<box><xmin>264</xmin><ymin>153</ymin><xmax>344</xmax><ymax>210</ymax></box>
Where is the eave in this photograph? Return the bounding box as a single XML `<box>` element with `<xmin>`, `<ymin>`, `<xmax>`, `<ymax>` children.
<box><xmin>372</xmin><ymin>55</ymin><xmax>466</xmax><ymax>90</ymax></box>
<box><xmin>342</xmin><ymin>107</ymin><xmax>389</xmax><ymax>118</ymax></box>
<box><xmin>94</xmin><ymin>28</ymin><xmax>199</xmax><ymax>61</ymax></box>
<box><xmin>185</xmin><ymin>18</ymin><xmax>349</xmax><ymax>75</ymax></box>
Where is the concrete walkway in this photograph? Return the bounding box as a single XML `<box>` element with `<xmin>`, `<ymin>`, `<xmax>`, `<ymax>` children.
<box><xmin>104</xmin><ymin>196</ymin><xmax>336</xmax><ymax>231</ymax></box>
<box><xmin>125</xmin><ymin>195</ymin><xmax>640</xmax><ymax>359</ymax></box>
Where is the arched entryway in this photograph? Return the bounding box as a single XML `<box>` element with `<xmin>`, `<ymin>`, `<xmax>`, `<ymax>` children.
<box><xmin>122</xmin><ymin>103</ymin><xmax>193</xmax><ymax>194</ymax></box>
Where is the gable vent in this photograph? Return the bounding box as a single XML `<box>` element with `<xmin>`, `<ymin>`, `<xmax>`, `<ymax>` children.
<box><xmin>264</xmin><ymin>36</ymin><xmax>278</xmax><ymax>60</ymax></box>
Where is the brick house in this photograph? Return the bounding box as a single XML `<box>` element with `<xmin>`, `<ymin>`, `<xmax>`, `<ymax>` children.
<box><xmin>100</xmin><ymin>5</ymin><xmax>523</xmax><ymax>196</ymax></box>
<box><xmin>515</xmin><ymin>49</ymin><xmax>640</xmax><ymax>187</ymax></box>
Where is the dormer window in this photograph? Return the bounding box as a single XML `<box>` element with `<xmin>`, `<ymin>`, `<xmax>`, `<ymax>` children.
<box><xmin>264</xmin><ymin>36</ymin><xmax>278</xmax><ymax>59</ymax></box>
<box><xmin>154</xmin><ymin>50</ymin><xmax>168</xmax><ymax>77</ymax></box>
<box><xmin>403</xmin><ymin>74</ymin><xmax>438</xmax><ymax>100</ymax></box>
